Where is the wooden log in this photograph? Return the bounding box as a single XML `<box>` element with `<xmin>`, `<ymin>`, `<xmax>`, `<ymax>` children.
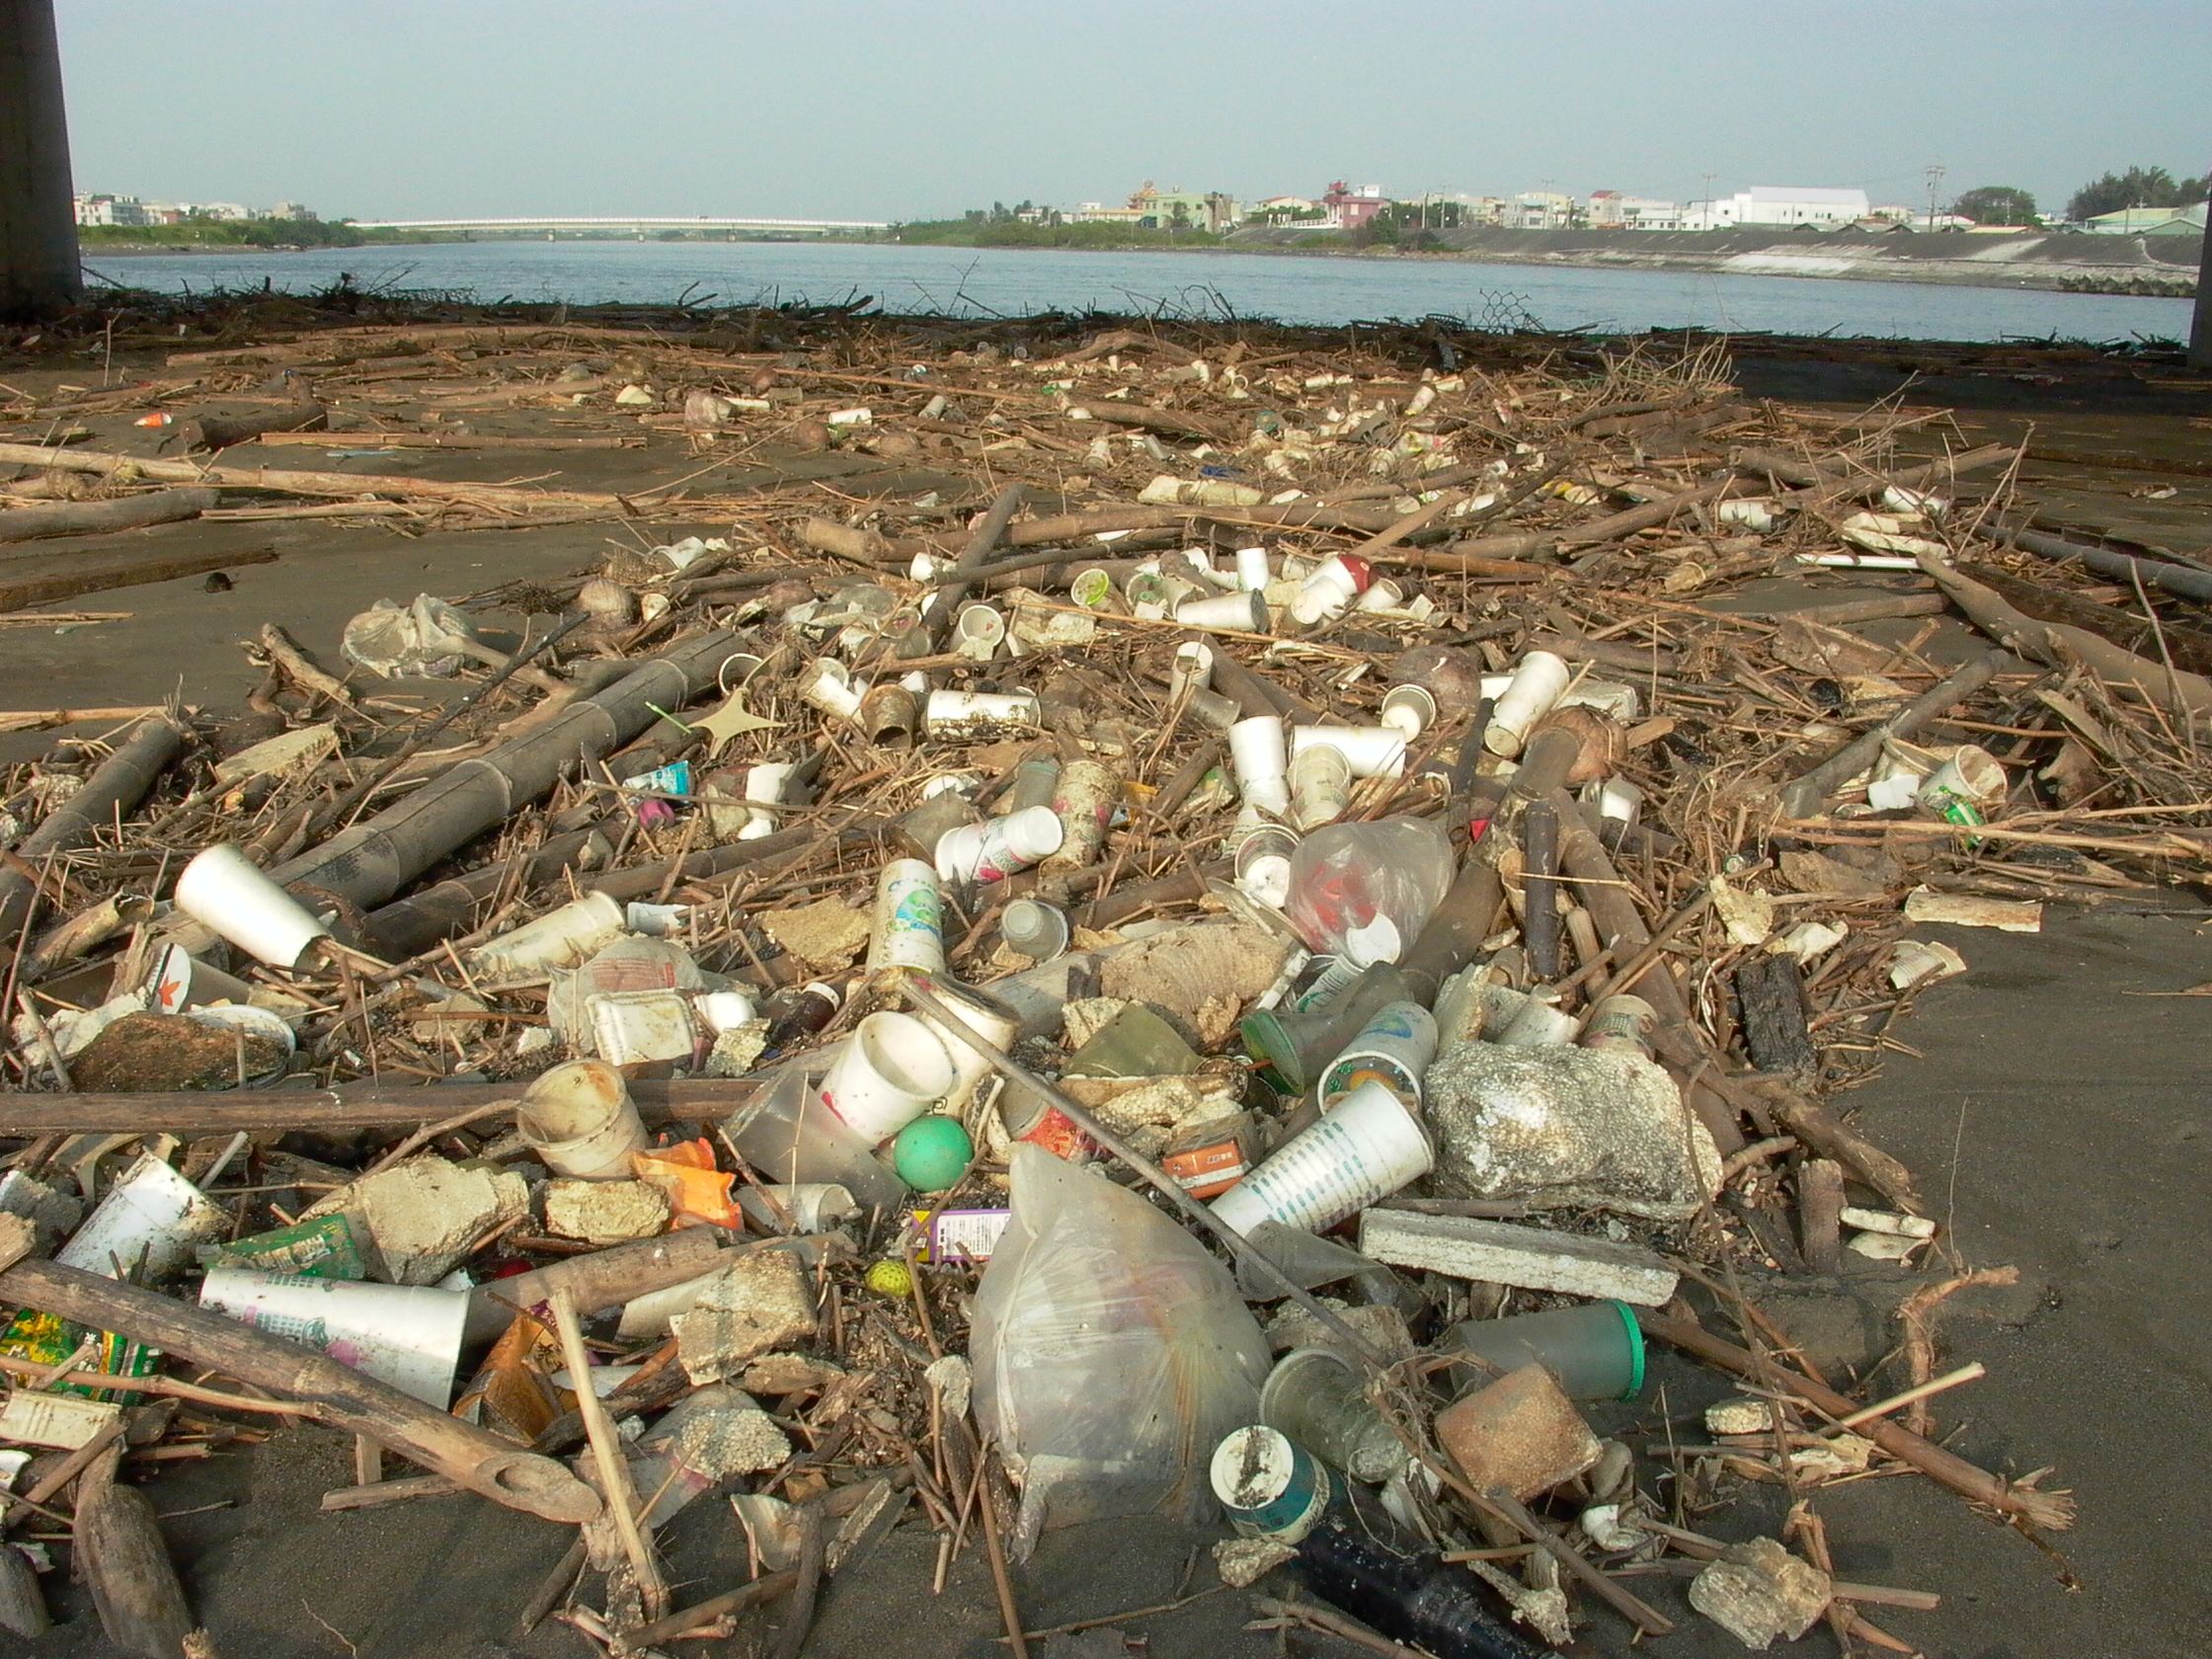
<box><xmin>0</xmin><ymin>1259</ymin><xmax>600</xmax><ymax>1525</ymax></box>
<box><xmin>0</xmin><ymin>1075</ymin><xmax>760</xmax><ymax>1136</ymax></box>
<box><xmin>1732</xmin><ymin>953</ymin><xmax>1817</xmax><ymax>1075</ymax></box>
<box><xmin>0</xmin><ymin>715</ymin><xmax>184</xmax><ymax>945</ymax></box>
<box><xmin>1777</xmin><ymin>650</ymin><xmax>2010</xmax><ymax>820</ymax></box>
<box><xmin>1064</xmin><ymin>401</ymin><xmax>1231</xmax><ymax>442</ymax></box>
<box><xmin>75</xmin><ymin>1443</ymin><xmax>195</xmax><ymax>1659</ymax></box>
<box><xmin>192</xmin><ymin>402</ymin><xmax>327</xmax><ymax>452</ymax></box>
<box><xmin>256</xmin><ymin>432</ymin><xmax>640</xmax><ymax>451</ymax></box>
<box><xmin>0</xmin><ymin>537</ymin><xmax>278</xmax><ymax>613</ymax></box>
<box><xmin>1798</xmin><ymin>1158</ymin><xmax>1847</xmax><ymax>1276</ymax></box>
<box><xmin>0</xmin><ymin>1541</ymin><xmax>49</xmax><ymax>1636</ymax></box>
<box><xmin>0</xmin><ymin>488</ymin><xmax>218</xmax><ymax>544</ymax></box>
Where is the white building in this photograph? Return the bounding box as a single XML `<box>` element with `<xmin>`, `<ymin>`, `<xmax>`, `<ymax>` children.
<box><xmin>1681</xmin><ymin>186</ymin><xmax>1870</xmax><ymax>231</ymax></box>
<box><xmin>74</xmin><ymin>194</ymin><xmax>148</xmax><ymax>226</ymax></box>
<box><xmin>1506</xmin><ymin>191</ymin><xmax>1576</xmax><ymax>229</ymax></box>
<box><xmin>1587</xmin><ymin>191</ymin><xmax>1683</xmax><ymax>230</ymax></box>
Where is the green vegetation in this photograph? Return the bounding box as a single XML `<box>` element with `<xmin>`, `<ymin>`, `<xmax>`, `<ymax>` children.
<box><xmin>2065</xmin><ymin>167</ymin><xmax>2206</xmax><ymax>223</ymax></box>
<box><xmin>893</xmin><ymin>211</ymin><xmax>1222</xmax><ymax>250</ymax></box>
<box><xmin>77</xmin><ymin>218</ymin><xmax>426</xmax><ymax>249</ymax></box>
<box><xmin>1951</xmin><ymin>186</ymin><xmax>2039</xmax><ymax>226</ymax></box>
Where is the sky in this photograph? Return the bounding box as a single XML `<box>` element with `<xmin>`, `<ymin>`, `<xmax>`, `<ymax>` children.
<box><xmin>53</xmin><ymin>0</ymin><xmax>2212</xmax><ymax>223</ymax></box>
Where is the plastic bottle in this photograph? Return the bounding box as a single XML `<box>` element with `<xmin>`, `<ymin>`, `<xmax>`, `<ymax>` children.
<box><xmin>1239</xmin><ymin>962</ymin><xmax>1410</xmax><ymax>1092</ymax></box>
<box><xmin>1298</xmin><ymin>1485</ymin><xmax>1559</xmax><ymax>1659</ymax></box>
<box><xmin>761</xmin><ymin>982</ymin><xmax>840</xmax><ymax>1052</ymax></box>
<box><xmin>934</xmin><ymin>806</ymin><xmax>1065</xmax><ymax>885</ymax></box>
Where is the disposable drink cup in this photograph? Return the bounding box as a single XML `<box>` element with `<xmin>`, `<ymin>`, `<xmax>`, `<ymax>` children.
<box><xmin>1210</xmin><ymin>1079</ymin><xmax>1433</xmax><ymax>1234</ymax></box>
<box><xmin>1291</xmin><ymin>725</ymin><xmax>1406</xmax><ymax>778</ymax></box>
<box><xmin>1587</xmin><ymin>775</ymin><xmax>1644</xmax><ymax>825</ymax></box>
<box><xmin>1261</xmin><ymin>1347</ymin><xmax>1408</xmax><ymax>1482</ymax></box>
<box><xmin>1000</xmin><ymin>898</ymin><xmax>1070</xmax><ymax>960</ymax></box>
<box><xmin>953</xmin><ymin>604</ymin><xmax>1006</xmax><ymax>661</ymax></box>
<box><xmin>1445</xmin><ymin>1302</ymin><xmax>1645</xmax><ymax>1401</ymax></box>
<box><xmin>869</xmin><ymin>858</ymin><xmax>946</xmax><ymax>977</ymax></box>
<box><xmin>199</xmin><ymin>1269</ymin><xmax>469</xmax><ymax>1407</ymax></box>
<box><xmin>1380</xmin><ymin>685</ymin><xmax>1436</xmax><ymax>739</ymax></box>
<box><xmin>740</xmin><ymin>761</ymin><xmax>796</xmax><ymax>840</ymax></box>
<box><xmin>1176</xmin><ymin>592</ymin><xmax>1270</xmax><ymax>632</ymax></box>
<box><xmin>1169</xmin><ymin>639</ymin><xmax>1215</xmax><ymax>697</ymax></box>
<box><xmin>173</xmin><ymin>843</ymin><xmax>330</xmax><ymax>970</ymax></box>
<box><xmin>58</xmin><ymin>1154</ymin><xmax>225</xmax><ymax>1283</ymax></box>
<box><xmin>1289</xmin><ymin>744</ymin><xmax>1352</xmax><ymax>831</ymax></box>
<box><xmin>800</xmin><ymin>659</ymin><xmax>865</xmax><ymax>721</ymax></box>
<box><xmin>1234</xmin><ymin>547</ymin><xmax>1272</xmax><ymax>592</ymax></box>
<box><xmin>697</xmin><ymin>990</ymin><xmax>758</xmax><ymax>1033</ymax></box>
<box><xmin>469</xmin><ymin>891</ymin><xmax>627</xmax><ymax>986</ymax></box>
<box><xmin>1579</xmin><ymin>993</ymin><xmax>1656</xmax><ymax>1056</ymax></box>
<box><xmin>1918</xmin><ymin>745</ymin><xmax>2006</xmax><ymax>824</ymax></box>
<box><xmin>1355</xmin><ymin>579</ymin><xmax>1405</xmax><ymax>612</ymax></box>
<box><xmin>1484</xmin><ymin>651</ymin><xmax>1572</xmax><ymax>756</ymax></box>
<box><xmin>1318</xmin><ymin>1001</ymin><xmax>1439</xmax><ymax>1106</ymax></box>
<box><xmin>518</xmin><ymin>1060</ymin><xmax>648</xmax><ymax>1179</ymax></box>
<box><xmin>819</xmin><ymin>1010</ymin><xmax>955</xmax><ymax>1142</ymax></box>
<box><xmin>1233</xmin><ymin>825</ymin><xmax>1299</xmax><ymax>908</ymax></box>
<box><xmin>735</xmin><ymin>1183</ymin><xmax>858</xmax><ymax>1235</ymax></box>
<box><xmin>916</xmin><ymin>977</ymin><xmax>1020</xmax><ymax>1113</ymax></box>
<box><xmin>1229</xmin><ymin>715</ymin><xmax>1288</xmax><ymax>793</ymax></box>
<box><xmin>1211</xmin><ymin>1425</ymin><xmax>1332</xmax><ymax>1541</ymax></box>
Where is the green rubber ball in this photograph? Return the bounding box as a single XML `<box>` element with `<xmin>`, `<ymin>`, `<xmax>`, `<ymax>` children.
<box><xmin>893</xmin><ymin>1114</ymin><xmax>974</xmax><ymax>1191</ymax></box>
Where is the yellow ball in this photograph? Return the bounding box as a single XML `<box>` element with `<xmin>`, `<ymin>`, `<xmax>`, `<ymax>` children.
<box><xmin>865</xmin><ymin>1259</ymin><xmax>913</xmax><ymax>1298</ymax></box>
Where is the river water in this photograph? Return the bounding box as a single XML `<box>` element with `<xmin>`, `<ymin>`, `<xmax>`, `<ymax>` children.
<box><xmin>82</xmin><ymin>239</ymin><xmax>2194</xmax><ymax>345</ymax></box>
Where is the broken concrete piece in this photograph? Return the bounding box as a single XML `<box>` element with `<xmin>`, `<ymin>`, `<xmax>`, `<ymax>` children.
<box><xmin>0</xmin><ymin>1169</ymin><xmax>82</xmax><ymax>1253</ymax></box>
<box><xmin>306</xmin><ymin>1156</ymin><xmax>528</xmax><ymax>1287</ymax></box>
<box><xmin>759</xmin><ymin>899</ymin><xmax>871</xmax><ymax>968</ymax></box>
<box><xmin>741</xmin><ymin>1353</ymin><xmax>845</xmax><ymax>1396</ymax></box>
<box><xmin>672</xmin><ymin>1251</ymin><xmax>818</xmax><ymax>1383</ymax></box>
<box><xmin>1424</xmin><ymin>1043</ymin><xmax>1722</xmax><ymax>1220</ymax></box>
<box><xmin>1705</xmin><ymin>1398</ymin><xmax>1784</xmax><ymax>1437</ymax></box>
<box><xmin>1058</xmin><ymin>1070</ymin><xmax>1244</xmax><ymax>1159</ymax></box>
<box><xmin>1357</xmin><ymin>1211</ymin><xmax>1678</xmax><ymax>1305</ymax></box>
<box><xmin>650</xmin><ymin>1389</ymin><xmax>790</xmax><ymax>1478</ymax></box>
<box><xmin>1689</xmin><ymin>1538</ymin><xmax>1832</xmax><ymax>1650</ymax></box>
<box><xmin>542</xmin><ymin>1178</ymin><xmax>671</xmax><ymax>1245</ymax></box>
<box><xmin>68</xmin><ymin>1011</ymin><xmax>290</xmax><ymax>1094</ymax></box>
<box><xmin>1214</xmin><ymin>1535</ymin><xmax>1298</xmax><ymax>1588</ymax></box>
<box><xmin>1434</xmin><ymin>1364</ymin><xmax>1602</xmax><ymax>1500</ymax></box>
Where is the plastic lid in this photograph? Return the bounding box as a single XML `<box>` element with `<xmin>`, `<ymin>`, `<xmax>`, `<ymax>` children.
<box><xmin>1611</xmin><ymin>1300</ymin><xmax>1646</xmax><ymax>1399</ymax></box>
<box><xmin>1239</xmin><ymin>1009</ymin><xmax>1304</xmax><ymax>1086</ymax></box>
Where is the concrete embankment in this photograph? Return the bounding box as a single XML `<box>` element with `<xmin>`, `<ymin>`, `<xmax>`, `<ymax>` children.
<box><xmin>1232</xmin><ymin>225</ymin><xmax>2201</xmax><ymax>296</ymax></box>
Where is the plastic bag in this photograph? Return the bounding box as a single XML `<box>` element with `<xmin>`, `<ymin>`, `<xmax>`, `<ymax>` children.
<box><xmin>1286</xmin><ymin>816</ymin><xmax>1456</xmax><ymax>964</ymax></box>
<box><xmin>972</xmin><ymin>1144</ymin><xmax>1271</xmax><ymax>1558</ymax></box>
<box><xmin>342</xmin><ymin>593</ymin><xmax>479</xmax><ymax>677</ymax></box>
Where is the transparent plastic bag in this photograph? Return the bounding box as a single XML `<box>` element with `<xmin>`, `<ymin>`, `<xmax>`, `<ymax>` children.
<box><xmin>1285</xmin><ymin>816</ymin><xmax>1456</xmax><ymax>964</ymax></box>
<box><xmin>972</xmin><ymin>1144</ymin><xmax>1271</xmax><ymax>1558</ymax></box>
<box><xmin>342</xmin><ymin>593</ymin><xmax>479</xmax><ymax>677</ymax></box>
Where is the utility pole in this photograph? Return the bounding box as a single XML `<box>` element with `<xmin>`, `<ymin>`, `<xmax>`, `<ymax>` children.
<box><xmin>1925</xmin><ymin>161</ymin><xmax>1946</xmax><ymax>231</ymax></box>
<box><xmin>2192</xmin><ymin>157</ymin><xmax>2212</xmax><ymax>369</ymax></box>
<box><xmin>1700</xmin><ymin>172</ymin><xmax>1717</xmax><ymax>232</ymax></box>
<box><xmin>0</xmin><ymin>0</ymin><xmax>79</xmax><ymax>319</ymax></box>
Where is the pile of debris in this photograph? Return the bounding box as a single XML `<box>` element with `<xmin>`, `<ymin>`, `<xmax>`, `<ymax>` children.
<box><xmin>0</xmin><ymin>304</ymin><xmax>2200</xmax><ymax>1656</ymax></box>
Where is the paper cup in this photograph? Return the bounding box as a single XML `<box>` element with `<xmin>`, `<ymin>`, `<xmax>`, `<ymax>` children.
<box><xmin>199</xmin><ymin>1269</ymin><xmax>469</xmax><ymax>1407</ymax></box>
<box><xmin>1919</xmin><ymin>745</ymin><xmax>2006</xmax><ymax>824</ymax></box>
<box><xmin>1175</xmin><ymin>592</ymin><xmax>1270</xmax><ymax>632</ymax></box>
<box><xmin>174</xmin><ymin>843</ymin><xmax>330</xmax><ymax>970</ymax></box>
<box><xmin>934</xmin><ymin>806</ymin><xmax>1063</xmax><ymax>885</ymax></box>
<box><xmin>869</xmin><ymin>858</ymin><xmax>945</xmax><ymax>976</ymax></box>
<box><xmin>1291</xmin><ymin>725</ymin><xmax>1406</xmax><ymax>779</ymax></box>
<box><xmin>953</xmin><ymin>604</ymin><xmax>1006</xmax><ymax>661</ymax></box>
<box><xmin>58</xmin><ymin>1154</ymin><xmax>225</xmax><ymax>1282</ymax></box>
<box><xmin>1484</xmin><ymin>651</ymin><xmax>1572</xmax><ymax>757</ymax></box>
<box><xmin>800</xmin><ymin>659</ymin><xmax>866</xmax><ymax>721</ymax></box>
<box><xmin>1318</xmin><ymin>1000</ymin><xmax>1439</xmax><ymax>1107</ymax></box>
<box><xmin>917</xmin><ymin>978</ymin><xmax>1020</xmax><ymax>1113</ymax></box>
<box><xmin>1233</xmin><ymin>825</ymin><xmax>1299</xmax><ymax>908</ymax></box>
<box><xmin>140</xmin><ymin>942</ymin><xmax>255</xmax><ymax>1013</ymax></box>
<box><xmin>1211</xmin><ymin>1425</ymin><xmax>1332</xmax><ymax>1540</ymax></box>
<box><xmin>1229</xmin><ymin>715</ymin><xmax>1288</xmax><ymax>793</ymax></box>
<box><xmin>1210</xmin><ymin>1079</ymin><xmax>1433</xmax><ymax>1234</ymax></box>
<box><xmin>1380</xmin><ymin>684</ymin><xmax>1436</xmax><ymax>739</ymax></box>
<box><xmin>1000</xmin><ymin>898</ymin><xmax>1070</xmax><ymax>960</ymax></box>
<box><xmin>820</xmin><ymin>1011</ymin><xmax>955</xmax><ymax>1143</ymax></box>
<box><xmin>518</xmin><ymin>1060</ymin><xmax>649</xmax><ymax>1180</ymax></box>
<box><xmin>1234</xmin><ymin>547</ymin><xmax>1272</xmax><ymax>592</ymax></box>
<box><xmin>734</xmin><ymin>1183</ymin><xmax>858</xmax><ymax>1235</ymax></box>
<box><xmin>1289</xmin><ymin>744</ymin><xmax>1352</xmax><ymax>831</ymax></box>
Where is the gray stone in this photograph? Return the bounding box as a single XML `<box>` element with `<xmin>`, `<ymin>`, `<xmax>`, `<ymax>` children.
<box><xmin>542</xmin><ymin>1178</ymin><xmax>671</xmax><ymax>1244</ymax></box>
<box><xmin>1358</xmin><ymin>1210</ymin><xmax>1678</xmax><ymax>1305</ymax></box>
<box><xmin>1425</xmin><ymin>1043</ymin><xmax>1722</xmax><ymax>1220</ymax></box>
<box><xmin>308</xmin><ymin>1156</ymin><xmax>528</xmax><ymax>1286</ymax></box>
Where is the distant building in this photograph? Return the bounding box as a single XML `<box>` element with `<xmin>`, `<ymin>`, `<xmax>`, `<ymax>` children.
<box><xmin>1320</xmin><ymin>181</ymin><xmax>1388</xmax><ymax>231</ymax></box>
<box><xmin>1682</xmin><ymin>186</ymin><xmax>1870</xmax><ymax>231</ymax></box>
<box><xmin>1505</xmin><ymin>191</ymin><xmax>1576</xmax><ymax>230</ymax></box>
<box><xmin>1587</xmin><ymin>191</ymin><xmax>1682</xmax><ymax>230</ymax></box>
<box><xmin>2083</xmin><ymin>203</ymin><xmax>2206</xmax><ymax>235</ymax></box>
<box><xmin>74</xmin><ymin>194</ymin><xmax>148</xmax><ymax>226</ymax></box>
<box><xmin>271</xmin><ymin>201</ymin><xmax>316</xmax><ymax>221</ymax></box>
<box><xmin>1072</xmin><ymin>182</ymin><xmax>1236</xmax><ymax>232</ymax></box>
<box><xmin>1250</xmin><ymin>196</ymin><xmax>1322</xmax><ymax>224</ymax></box>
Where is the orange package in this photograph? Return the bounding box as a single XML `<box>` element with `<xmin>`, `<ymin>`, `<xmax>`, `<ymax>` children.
<box><xmin>632</xmin><ymin>1138</ymin><xmax>742</xmax><ymax>1229</ymax></box>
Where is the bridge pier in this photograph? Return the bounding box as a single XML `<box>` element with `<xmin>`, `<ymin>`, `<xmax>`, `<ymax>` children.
<box><xmin>0</xmin><ymin>0</ymin><xmax>80</xmax><ymax>321</ymax></box>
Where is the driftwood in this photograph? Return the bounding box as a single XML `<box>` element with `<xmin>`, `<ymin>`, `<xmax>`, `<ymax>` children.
<box><xmin>74</xmin><ymin>1441</ymin><xmax>195</xmax><ymax>1659</ymax></box>
<box><xmin>192</xmin><ymin>401</ymin><xmax>327</xmax><ymax>452</ymax></box>
<box><xmin>1778</xmin><ymin>649</ymin><xmax>2011</xmax><ymax>820</ymax></box>
<box><xmin>0</xmin><ymin>715</ymin><xmax>185</xmax><ymax>943</ymax></box>
<box><xmin>0</xmin><ymin>1258</ymin><xmax>600</xmax><ymax>1524</ymax></box>
<box><xmin>1732</xmin><ymin>954</ymin><xmax>1817</xmax><ymax>1075</ymax></box>
<box><xmin>0</xmin><ymin>489</ymin><xmax>218</xmax><ymax>544</ymax></box>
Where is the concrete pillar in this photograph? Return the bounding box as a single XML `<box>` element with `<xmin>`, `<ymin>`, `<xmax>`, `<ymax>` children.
<box><xmin>0</xmin><ymin>0</ymin><xmax>81</xmax><ymax>320</ymax></box>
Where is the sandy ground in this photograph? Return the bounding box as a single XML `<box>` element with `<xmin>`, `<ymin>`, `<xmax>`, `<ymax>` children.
<box><xmin>3</xmin><ymin>345</ymin><xmax>2208</xmax><ymax>1657</ymax></box>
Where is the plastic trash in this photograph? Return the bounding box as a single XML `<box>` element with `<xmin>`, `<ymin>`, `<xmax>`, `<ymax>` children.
<box><xmin>1285</xmin><ymin>818</ymin><xmax>1456</xmax><ymax>968</ymax></box>
<box><xmin>341</xmin><ymin>593</ymin><xmax>481</xmax><ymax>677</ymax></box>
<box><xmin>1443</xmin><ymin>1302</ymin><xmax>1645</xmax><ymax>1401</ymax></box>
<box><xmin>972</xmin><ymin>1144</ymin><xmax>1272</xmax><ymax>1557</ymax></box>
<box><xmin>724</xmin><ymin>1058</ymin><xmax>908</xmax><ymax>1213</ymax></box>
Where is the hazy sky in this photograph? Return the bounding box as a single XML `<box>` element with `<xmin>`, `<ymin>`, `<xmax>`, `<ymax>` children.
<box><xmin>55</xmin><ymin>1</ymin><xmax>2211</xmax><ymax>221</ymax></box>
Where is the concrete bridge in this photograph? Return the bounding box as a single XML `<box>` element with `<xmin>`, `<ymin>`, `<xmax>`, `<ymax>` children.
<box><xmin>350</xmin><ymin>215</ymin><xmax>888</xmax><ymax>236</ymax></box>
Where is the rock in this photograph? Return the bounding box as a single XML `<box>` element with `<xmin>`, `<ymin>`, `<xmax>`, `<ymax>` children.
<box><xmin>1705</xmin><ymin>1398</ymin><xmax>1783</xmax><ymax>1437</ymax></box>
<box><xmin>0</xmin><ymin>1170</ymin><xmax>82</xmax><ymax>1253</ymax></box>
<box><xmin>759</xmin><ymin>899</ymin><xmax>871</xmax><ymax>968</ymax></box>
<box><xmin>648</xmin><ymin>1386</ymin><xmax>790</xmax><ymax>1477</ymax></box>
<box><xmin>673</xmin><ymin>1252</ymin><xmax>819</xmax><ymax>1383</ymax></box>
<box><xmin>1358</xmin><ymin>1211</ymin><xmax>1678</xmax><ymax>1305</ymax></box>
<box><xmin>542</xmin><ymin>1179</ymin><xmax>671</xmax><ymax>1244</ymax></box>
<box><xmin>1434</xmin><ymin>1364</ymin><xmax>1603</xmax><ymax>1500</ymax></box>
<box><xmin>1424</xmin><ymin>1044</ymin><xmax>1722</xmax><ymax>1220</ymax></box>
<box><xmin>1215</xmin><ymin>1536</ymin><xmax>1297</xmax><ymax>1588</ymax></box>
<box><xmin>1689</xmin><ymin>1538</ymin><xmax>1832</xmax><ymax>1649</ymax></box>
<box><xmin>68</xmin><ymin>1012</ymin><xmax>289</xmax><ymax>1094</ymax></box>
<box><xmin>307</xmin><ymin>1156</ymin><xmax>528</xmax><ymax>1287</ymax></box>
<box><xmin>1779</xmin><ymin>849</ymin><xmax>1889</xmax><ymax>900</ymax></box>
<box><xmin>741</xmin><ymin>1353</ymin><xmax>845</xmax><ymax>1396</ymax></box>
